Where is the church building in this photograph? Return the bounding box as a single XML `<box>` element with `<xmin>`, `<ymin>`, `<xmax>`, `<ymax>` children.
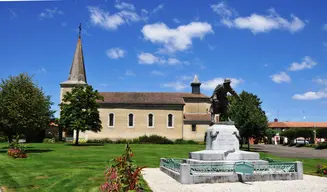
<box><xmin>60</xmin><ymin>31</ymin><xmax>212</xmax><ymax>142</ymax></box>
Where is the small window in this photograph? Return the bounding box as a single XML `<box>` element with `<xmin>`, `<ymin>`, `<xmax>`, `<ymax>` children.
<box><xmin>168</xmin><ymin>114</ymin><xmax>173</xmax><ymax>128</ymax></box>
<box><xmin>148</xmin><ymin>114</ymin><xmax>154</xmax><ymax>128</ymax></box>
<box><xmin>108</xmin><ymin>113</ymin><xmax>114</xmax><ymax>127</ymax></box>
<box><xmin>128</xmin><ymin>113</ymin><xmax>134</xmax><ymax>127</ymax></box>
<box><xmin>192</xmin><ymin>124</ymin><xmax>196</xmax><ymax>132</ymax></box>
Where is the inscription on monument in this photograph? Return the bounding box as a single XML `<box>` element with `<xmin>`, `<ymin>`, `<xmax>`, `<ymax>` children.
<box><xmin>218</xmin><ymin>136</ymin><xmax>235</xmax><ymax>146</ymax></box>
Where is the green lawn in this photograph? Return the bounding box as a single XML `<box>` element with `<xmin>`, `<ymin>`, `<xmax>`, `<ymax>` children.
<box><xmin>0</xmin><ymin>143</ymin><xmax>326</xmax><ymax>192</ymax></box>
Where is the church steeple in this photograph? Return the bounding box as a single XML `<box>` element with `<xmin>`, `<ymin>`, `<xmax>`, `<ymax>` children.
<box><xmin>191</xmin><ymin>75</ymin><xmax>201</xmax><ymax>94</ymax></box>
<box><xmin>68</xmin><ymin>23</ymin><xmax>86</xmax><ymax>83</ymax></box>
<box><xmin>61</xmin><ymin>23</ymin><xmax>87</xmax><ymax>85</ymax></box>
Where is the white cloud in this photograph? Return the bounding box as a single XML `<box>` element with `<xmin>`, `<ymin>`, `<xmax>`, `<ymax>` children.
<box><xmin>150</xmin><ymin>70</ymin><xmax>165</xmax><ymax>76</ymax></box>
<box><xmin>142</xmin><ymin>22</ymin><xmax>213</xmax><ymax>53</ymax></box>
<box><xmin>173</xmin><ymin>18</ymin><xmax>180</xmax><ymax>23</ymax></box>
<box><xmin>61</xmin><ymin>22</ymin><xmax>67</xmax><ymax>27</ymax></box>
<box><xmin>163</xmin><ymin>81</ymin><xmax>187</xmax><ymax>90</ymax></box>
<box><xmin>178</xmin><ymin>75</ymin><xmax>193</xmax><ymax>81</ymax></box>
<box><xmin>167</xmin><ymin>58</ymin><xmax>181</xmax><ymax>65</ymax></box>
<box><xmin>125</xmin><ymin>70</ymin><xmax>135</xmax><ymax>76</ymax></box>
<box><xmin>39</xmin><ymin>7</ymin><xmax>63</xmax><ymax>19</ymax></box>
<box><xmin>137</xmin><ymin>52</ymin><xmax>187</xmax><ymax>65</ymax></box>
<box><xmin>211</xmin><ymin>2</ymin><xmax>305</xmax><ymax>34</ymax></box>
<box><xmin>141</xmin><ymin>9</ymin><xmax>148</xmax><ymax>14</ymax></box>
<box><xmin>99</xmin><ymin>83</ymin><xmax>108</xmax><ymax>87</ymax></box>
<box><xmin>37</xmin><ymin>68</ymin><xmax>47</xmax><ymax>73</ymax></box>
<box><xmin>313</xmin><ymin>78</ymin><xmax>327</xmax><ymax>86</ymax></box>
<box><xmin>270</xmin><ymin>72</ymin><xmax>291</xmax><ymax>83</ymax></box>
<box><xmin>288</xmin><ymin>56</ymin><xmax>317</xmax><ymax>71</ymax></box>
<box><xmin>8</xmin><ymin>8</ymin><xmax>17</xmax><ymax>18</ymax></box>
<box><xmin>211</xmin><ymin>2</ymin><xmax>236</xmax><ymax>19</ymax></box>
<box><xmin>323</xmin><ymin>42</ymin><xmax>327</xmax><ymax>47</ymax></box>
<box><xmin>292</xmin><ymin>91</ymin><xmax>327</xmax><ymax>100</ymax></box>
<box><xmin>322</xmin><ymin>24</ymin><xmax>327</xmax><ymax>31</ymax></box>
<box><xmin>201</xmin><ymin>77</ymin><xmax>243</xmax><ymax>90</ymax></box>
<box><xmin>138</xmin><ymin>52</ymin><xmax>161</xmax><ymax>64</ymax></box>
<box><xmin>153</xmin><ymin>3</ymin><xmax>164</xmax><ymax>13</ymax></box>
<box><xmin>115</xmin><ymin>1</ymin><xmax>135</xmax><ymax>10</ymax></box>
<box><xmin>106</xmin><ymin>48</ymin><xmax>126</xmax><ymax>59</ymax></box>
<box><xmin>87</xmin><ymin>6</ymin><xmax>143</xmax><ymax>30</ymax></box>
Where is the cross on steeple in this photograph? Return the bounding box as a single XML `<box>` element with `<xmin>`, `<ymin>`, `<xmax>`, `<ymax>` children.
<box><xmin>78</xmin><ymin>23</ymin><xmax>82</xmax><ymax>38</ymax></box>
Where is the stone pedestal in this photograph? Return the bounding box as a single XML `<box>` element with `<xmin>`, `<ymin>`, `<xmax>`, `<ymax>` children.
<box><xmin>190</xmin><ymin>122</ymin><xmax>260</xmax><ymax>161</ymax></box>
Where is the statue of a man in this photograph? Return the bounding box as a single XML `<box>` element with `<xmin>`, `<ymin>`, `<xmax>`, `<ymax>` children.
<box><xmin>209</xmin><ymin>78</ymin><xmax>240</xmax><ymax>125</ymax></box>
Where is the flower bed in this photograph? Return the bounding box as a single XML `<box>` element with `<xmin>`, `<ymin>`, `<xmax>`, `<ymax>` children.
<box><xmin>7</xmin><ymin>136</ymin><xmax>27</xmax><ymax>158</ymax></box>
<box><xmin>7</xmin><ymin>148</ymin><xmax>27</xmax><ymax>158</ymax></box>
<box><xmin>316</xmin><ymin>164</ymin><xmax>327</xmax><ymax>175</ymax></box>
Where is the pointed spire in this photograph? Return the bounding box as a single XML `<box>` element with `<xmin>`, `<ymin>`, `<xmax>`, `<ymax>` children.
<box><xmin>62</xmin><ymin>23</ymin><xmax>87</xmax><ymax>85</ymax></box>
<box><xmin>192</xmin><ymin>75</ymin><xmax>200</xmax><ymax>84</ymax></box>
<box><xmin>190</xmin><ymin>74</ymin><xmax>201</xmax><ymax>94</ymax></box>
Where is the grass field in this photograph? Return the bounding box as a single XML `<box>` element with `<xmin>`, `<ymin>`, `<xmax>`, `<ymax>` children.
<box><xmin>0</xmin><ymin>143</ymin><xmax>326</xmax><ymax>192</ymax></box>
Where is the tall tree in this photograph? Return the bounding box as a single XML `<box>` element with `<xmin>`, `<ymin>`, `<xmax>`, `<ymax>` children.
<box><xmin>228</xmin><ymin>91</ymin><xmax>268</xmax><ymax>150</ymax></box>
<box><xmin>0</xmin><ymin>73</ymin><xmax>54</xmax><ymax>142</ymax></box>
<box><xmin>59</xmin><ymin>85</ymin><xmax>103</xmax><ymax>145</ymax></box>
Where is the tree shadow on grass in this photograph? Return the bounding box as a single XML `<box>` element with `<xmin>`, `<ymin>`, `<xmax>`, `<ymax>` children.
<box><xmin>64</xmin><ymin>143</ymin><xmax>104</xmax><ymax>147</ymax></box>
<box><xmin>1</xmin><ymin>146</ymin><xmax>34</xmax><ymax>149</ymax></box>
<box><xmin>0</xmin><ymin>149</ymin><xmax>53</xmax><ymax>154</ymax></box>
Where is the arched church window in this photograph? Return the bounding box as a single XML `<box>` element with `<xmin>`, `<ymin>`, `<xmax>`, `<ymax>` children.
<box><xmin>148</xmin><ymin>113</ymin><xmax>154</xmax><ymax>128</ymax></box>
<box><xmin>108</xmin><ymin>113</ymin><xmax>114</xmax><ymax>127</ymax></box>
<box><xmin>128</xmin><ymin>113</ymin><xmax>134</xmax><ymax>127</ymax></box>
<box><xmin>168</xmin><ymin>114</ymin><xmax>174</xmax><ymax>128</ymax></box>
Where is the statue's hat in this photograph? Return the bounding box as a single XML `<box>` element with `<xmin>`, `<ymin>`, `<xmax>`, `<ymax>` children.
<box><xmin>224</xmin><ymin>78</ymin><xmax>231</xmax><ymax>84</ymax></box>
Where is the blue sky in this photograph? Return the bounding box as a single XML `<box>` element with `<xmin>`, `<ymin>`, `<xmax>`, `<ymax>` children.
<box><xmin>1</xmin><ymin>0</ymin><xmax>327</xmax><ymax>122</ymax></box>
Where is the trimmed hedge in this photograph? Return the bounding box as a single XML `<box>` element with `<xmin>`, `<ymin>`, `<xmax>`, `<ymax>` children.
<box><xmin>86</xmin><ymin>135</ymin><xmax>200</xmax><ymax>144</ymax></box>
<box><xmin>315</xmin><ymin>142</ymin><xmax>327</xmax><ymax>150</ymax></box>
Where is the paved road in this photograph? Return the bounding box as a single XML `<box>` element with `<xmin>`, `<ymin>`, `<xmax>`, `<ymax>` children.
<box><xmin>252</xmin><ymin>144</ymin><xmax>327</xmax><ymax>159</ymax></box>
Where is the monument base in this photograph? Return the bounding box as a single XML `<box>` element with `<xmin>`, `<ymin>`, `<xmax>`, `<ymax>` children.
<box><xmin>189</xmin><ymin>150</ymin><xmax>260</xmax><ymax>161</ymax></box>
<box><xmin>160</xmin><ymin>122</ymin><xmax>303</xmax><ymax>184</ymax></box>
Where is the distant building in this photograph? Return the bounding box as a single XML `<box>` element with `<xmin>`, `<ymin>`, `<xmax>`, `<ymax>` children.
<box><xmin>268</xmin><ymin>118</ymin><xmax>327</xmax><ymax>144</ymax></box>
<box><xmin>59</xmin><ymin>30</ymin><xmax>211</xmax><ymax>141</ymax></box>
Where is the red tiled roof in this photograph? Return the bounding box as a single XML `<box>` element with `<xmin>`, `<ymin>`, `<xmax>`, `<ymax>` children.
<box><xmin>184</xmin><ymin>113</ymin><xmax>211</xmax><ymax>122</ymax></box>
<box><xmin>98</xmin><ymin>92</ymin><xmax>209</xmax><ymax>105</ymax></box>
<box><xmin>269</xmin><ymin>122</ymin><xmax>327</xmax><ymax>128</ymax></box>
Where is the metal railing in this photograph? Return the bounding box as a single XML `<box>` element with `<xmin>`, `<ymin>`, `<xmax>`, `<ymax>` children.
<box><xmin>190</xmin><ymin>163</ymin><xmax>235</xmax><ymax>175</ymax></box>
<box><xmin>161</xmin><ymin>158</ymin><xmax>182</xmax><ymax>173</ymax></box>
<box><xmin>254</xmin><ymin>162</ymin><xmax>297</xmax><ymax>173</ymax></box>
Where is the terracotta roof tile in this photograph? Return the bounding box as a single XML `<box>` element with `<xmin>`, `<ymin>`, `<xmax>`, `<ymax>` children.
<box><xmin>269</xmin><ymin>122</ymin><xmax>327</xmax><ymax>128</ymax></box>
<box><xmin>98</xmin><ymin>92</ymin><xmax>209</xmax><ymax>105</ymax></box>
<box><xmin>184</xmin><ymin>113</ymin><xmax>211</xmax><ymax>122</ymax></box>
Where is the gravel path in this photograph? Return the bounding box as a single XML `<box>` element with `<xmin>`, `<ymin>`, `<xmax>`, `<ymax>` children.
<box><xmin>143</xmin><ymin>168</ymin><xmax>327</xmax><ymax>192</ymax></box>
<box><xmin>252</xmin><ymin>144</ymin><xmax>327</xmax><ymax>158</ymax></box>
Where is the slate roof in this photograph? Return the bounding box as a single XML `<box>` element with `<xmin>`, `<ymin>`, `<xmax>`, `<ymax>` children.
<box><xmin>98</xmin><ymin>92</ymin><xmax>209</xmax><ymax>105</ymax></box>
<box><xmin>184</xmin><ymin>113</ymin><xmax>211</xmax><ymax>122</ymax></box>
<box><xmin>269</xmin><ymin>122</ymin><xmax>327</xmax><ymax>128</ymax></box>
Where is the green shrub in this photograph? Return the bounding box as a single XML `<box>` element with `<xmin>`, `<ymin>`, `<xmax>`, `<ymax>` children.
<box><xmin>174</xmin><ymin>139</ymin><xmax>198</xmax><ymax>144</ymax></box>
<box><xmin>315</xmin><ymin>142</ymin><xmax>327</xmax><ymax>150</ymax></box>
<box><xmin>87</xmin><ymin>139</ymin><xmax>113</xmax><ymax>144</ymax></box>
<box><xmin>0</xmin><ymin>136</ymin><xmax>7</xmax><ymax>142</ymax></box>
<box><xmin>43</xmin><ymin>138</ymin><xmax>55</xmax><ymax>143</ymax></box>
<box><xmin>138</xmin><ymin>135</ymin><xmax>173</xmax><ymax>144</ymax></box>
